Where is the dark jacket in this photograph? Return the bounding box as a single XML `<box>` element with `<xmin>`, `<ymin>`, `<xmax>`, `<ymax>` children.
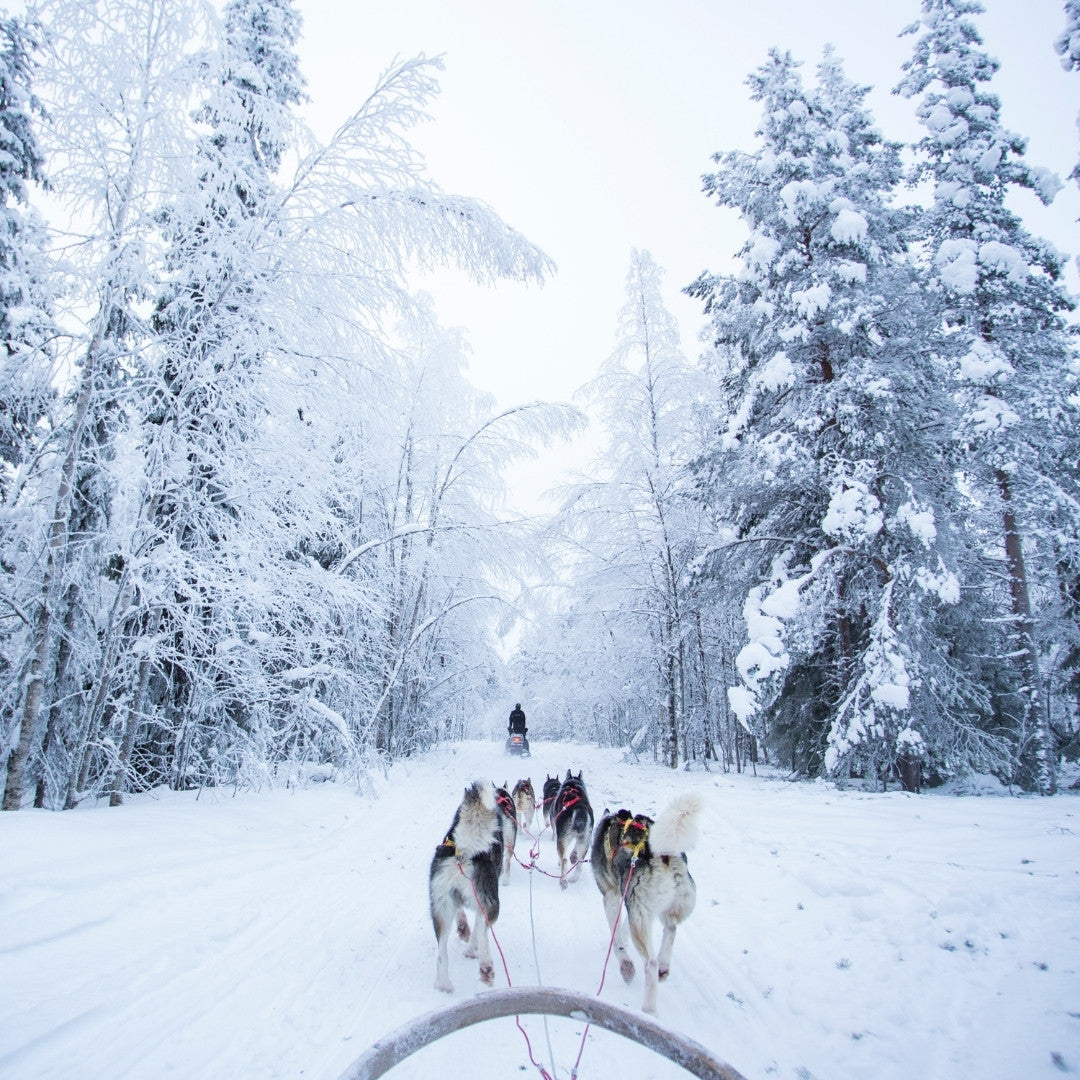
<box><xmin>508</xmin><ymin>707</ymin><xmax>527</xmax><ymax>735</ymax></box>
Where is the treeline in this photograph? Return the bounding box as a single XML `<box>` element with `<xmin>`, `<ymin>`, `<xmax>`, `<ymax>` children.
<box><xmin>514</xmin><ymin>1</ymin><xmax>1080</xmax><ymax>794</ymax></box>
<box><xmin>0</xmin><ymin>0</ymin><xmax>577</xmax><ymax>810</ymax></box>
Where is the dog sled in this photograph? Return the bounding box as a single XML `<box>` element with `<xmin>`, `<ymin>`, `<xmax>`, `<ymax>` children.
<box><xmin>336</xmin><ymin>985</ymin><xmax>748</xmax><ymax>1080</ymax></box>
<box><xmin>504</xmin><ymin>731</ymin><xmax>531</xmax><ymax>757</ymax></box>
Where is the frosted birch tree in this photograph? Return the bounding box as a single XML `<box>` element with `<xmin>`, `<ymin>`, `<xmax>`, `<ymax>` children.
<box><xmin>4</xmin><ymin>0</ymin><xmax>557</xmax><ymax>809</ymax></box>
<box><xmin>3</xmin><ymin>0</ymin><xmax>210</xmax><ymax>810</ymax></box>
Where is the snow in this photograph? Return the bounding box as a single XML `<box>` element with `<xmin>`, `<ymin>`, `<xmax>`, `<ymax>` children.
<box><xmin>829</xmin><ymin>202</ymin><xmax>868</xmax><ymax>246</ymax></box>
<box><xmin>959</xmin><ymin>341</ymin><xmax>1013</xmax><ymax>383</ymax></box>
<box><xmin>1</xmin><ymin>741</ymin><xmax>1077</xmax><ymax>1080</ymax></box>
<box><xmin>978</xmin><ymin>240</ymin><xmax>1029</xmax><ymax>284</ymax></box>
<box><xmin>935</xmin><ymin>238</ymin><xmax>978</xmax><ymax>293</ymax></box>
<box><xmin>822</xmin><ymin>481</ymin><xmax>883</xmax><ymax>541</ymax></box>
<box><xmin>759</xmin><ymin>351</ymin><xmax>795</xmax><ymax>391</ymax></box>
<box><xmin>897</xmin><ymin>500</ymin><xmax>937</xmax><ymax>547</ymax></box>
<box><xmin>791</xmin><ymin>281</ymin><xmax>831</xmax><ymax>320</ymax></box>
<box><xmin>970</xmin><ymin>393</ymin><xmax>1021</xmax><ymax>434</ymax></box>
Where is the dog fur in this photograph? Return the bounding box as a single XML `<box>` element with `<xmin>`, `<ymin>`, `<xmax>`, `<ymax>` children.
<box><xmin>590</xmin><ymin>792</ymin><xmax>701</xmax><ymax>1014</ymax></box>
<box><xmin>429</xmin><ymin>780</ymin><xmax>503</xmax><ymax>992</ymax></box>
<box><xmin>541</xmin><ymin>774</ymin><xmax>561</xmax><ymax>828</ymax></box>
<box><xmin>552</xmin><ymin>769</ymin><xmax>594</xmax><ymax>888</ymax></box>
<box><xmin>495</xmin><ymin>782</ymin><xmax>518</xmax><ymax>884</ymax></box>
<box><xmin>512</xmin><ymin>777</ymin><xmax>536</xmax><ymax>832</ymax></box>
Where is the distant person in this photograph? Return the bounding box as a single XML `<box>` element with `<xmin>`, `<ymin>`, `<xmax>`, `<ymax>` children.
<box><xmin>508</xmin><ymin>703</ymin><xmax>527</xmax><ymax>737</ymax></box>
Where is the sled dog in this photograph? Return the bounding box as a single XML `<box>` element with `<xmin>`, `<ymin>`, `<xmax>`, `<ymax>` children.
<box><xmin>541</xmin><ymin>774</ymin><xmax>561</xmax><ymax>828</ymax></box>
<box><xmin>512</xmin><ymin>777</ymin><xmax>537</xmax><ymax>832</ymax></box>
<box><xmin>494</xmin><ymin>782</ymin><xmax>518</xmax><ymax>884</ymax></box>
<box><xmin>552</xmin><ymin>769</ymin><xmax>594</xmax><ymax>888</ymax></box>
<box><xmin>590</xmin><ymin>793</ymin><xmax>701</xmax><ymax>1014</ymax></box>
<box><xmin>429</xmin><ymin>780</ymin><xmax>503</xmax><ymax>992</ymax></box>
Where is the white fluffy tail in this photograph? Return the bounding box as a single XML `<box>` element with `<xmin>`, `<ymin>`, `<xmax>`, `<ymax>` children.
<box><xmin>649</xmin><ymin>792</ymin><xmax>703</xmax><ymax>855</ymax></box>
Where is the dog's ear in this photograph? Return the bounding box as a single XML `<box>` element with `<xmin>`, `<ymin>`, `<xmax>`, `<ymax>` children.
<box><xmin>565</xmin><ymin>768</ymin><xmax>571</xmax><ymax>780</ymax></box>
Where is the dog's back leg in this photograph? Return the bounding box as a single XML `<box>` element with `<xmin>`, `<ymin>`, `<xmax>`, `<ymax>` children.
<box><xmin>432</xmin><ymin>900</ymin><xmax>456</xmax><ymax>993</ymax></box>
<box><xmin>628</xmin><ymin>908</ymin><xmax>660</xmax><ymax>1014</ymax></box>
<box><xmin>471</xmin><ymin>913</ymin><xmax>495</xmax><ymax>985</ymax></box>
<box><xmin>569</xmin><ymin>831</ymin><xmax>590</xmax><ymax>882</ymax></box>
<box><xmin>657</xmin><ymin>920</ymin><xmax>678</xmax><ymax>982</ymax></box>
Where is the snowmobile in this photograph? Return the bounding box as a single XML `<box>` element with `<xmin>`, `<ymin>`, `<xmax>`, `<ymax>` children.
<box><xmin>504</xmin><ymin>731</ymin><xmax>531</xmax><ymax>757</ymax></box>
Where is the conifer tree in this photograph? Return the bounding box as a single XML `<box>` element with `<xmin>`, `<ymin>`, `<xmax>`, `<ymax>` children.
<box><xmin>897</xmin><ymin>0</ymin><xmax>1079</xmax><ymax>793</ymax></box>
<box><xmin>688</xmin><ymin>50</ymin><xmax>973</xmax><ymax>786</ymax></box>
<box><xmin>0</xmin><ymin>15</ymin><xmax>53</xmax><ymax>490</ymax></box>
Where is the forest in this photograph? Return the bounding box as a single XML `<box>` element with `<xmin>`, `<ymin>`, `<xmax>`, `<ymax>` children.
<box><xmin>1</xmin><ymin>0</ymin><xmax>1078</xmax><ymax>811</ymax></box>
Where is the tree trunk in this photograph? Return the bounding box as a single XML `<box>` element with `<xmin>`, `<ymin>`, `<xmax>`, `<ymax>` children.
<box><xmin>997</xmin><ymin>469</ymin><xmax>1055</xmax><ymax>794</ymax></box>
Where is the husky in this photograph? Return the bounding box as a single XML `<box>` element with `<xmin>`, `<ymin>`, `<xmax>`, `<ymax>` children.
<box><xmin>512</xmin><ymin>777</ymin><xmax>537</xmax><ymax>832</ymax></box>
<box><xmin>552</xmin><ymin>769</ymin><xmax>594</xmax><ymax>888</ymax></box>
<box><xmin>541</xmin><ymin>774</ymin><xmax>561</xmax><ymax>828</ymax></box>
<box><xmin>590</xmin><ymin>792</ymin><xmax>702</xmax><ymax>1014</ymax></box>
<box><xmin>495</xmin><ymin>782</ymin><xmax>518</xmax><ymax>884</ymax></box>
<box><xmin>429</xmin><ymin>780</ymin><xmax>503</xmax><ymax>992</ymax></box>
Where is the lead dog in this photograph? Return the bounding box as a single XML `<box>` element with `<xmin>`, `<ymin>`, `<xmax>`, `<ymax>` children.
<box><xmin>429</xmin><ymin>780</ymin><xmax>503</xmax><ymax>992</ymax></box>
<box><xmin>590</xmin><ymin>793</ymin><xmax>701</xmax><ymax>1014</ymax></box>
<box><xmin>552</xmin><ymin>769</ymin><xmax>594</xmax><ymax>888</ymax></box>
<box><xmin>512</xmin><ymin>777</ymin><xmax>537</xmax><ymax>832</ymax></box>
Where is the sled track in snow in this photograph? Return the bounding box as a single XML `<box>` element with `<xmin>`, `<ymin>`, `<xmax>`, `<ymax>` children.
<box><xmin>336</xmin><ymin>985</ymin><xmax>749</xmax><ymax>1080</ymax></box>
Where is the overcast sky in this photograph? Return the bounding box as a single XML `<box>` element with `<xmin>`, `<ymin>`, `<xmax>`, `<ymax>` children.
<box><xmin>293</xmin><ymin>0</ymin><xmax>1079</xmax><ymax>510</ymax></box>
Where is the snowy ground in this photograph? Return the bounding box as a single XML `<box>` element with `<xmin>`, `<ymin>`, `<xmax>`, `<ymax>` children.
<box><xmin>2</xmin><ymin>739</ymin><xmax>1078</xmax><ymax>1080</ymax></box>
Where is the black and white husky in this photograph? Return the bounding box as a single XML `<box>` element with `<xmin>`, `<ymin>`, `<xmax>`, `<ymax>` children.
<box><xmin>429</xmin><ymin>780</ymin><xmax>503</xmax><ymax>992</ymax></box>
<box><xmin>552</xmin><ymin>769</ymin><xmax>594</xmax><ymax>888</ymax></box>
<box><xmin>590</xmin><ymin>793</ymin><xmax>702</xmax><ymax>1014</ymax></box>
<box><xmin>541</xmin><ymin>774</ymin><xmax>561</xmax><ymax>828</ymax></box>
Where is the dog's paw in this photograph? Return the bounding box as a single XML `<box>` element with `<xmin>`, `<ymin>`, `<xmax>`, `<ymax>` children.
<box><xmin>619</xmin><ymin>958</ymin><xmax>635</xmax><ymax>984</ymax></box>
<box><xmin>435</xmin><ymin>979</ymin><xmax>454</xmax><ymax>993</ymax></box>
<box><xmin>479</xmin><ymin>961</ymin><xmax>495</xmax><ymax>986</ymax></box>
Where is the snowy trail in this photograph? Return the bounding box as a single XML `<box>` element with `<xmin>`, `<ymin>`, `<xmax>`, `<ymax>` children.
<box><xmin>2</xmin><ymin>740</ymin><xmax>1078</xmax><ymax>1080</ymax></box>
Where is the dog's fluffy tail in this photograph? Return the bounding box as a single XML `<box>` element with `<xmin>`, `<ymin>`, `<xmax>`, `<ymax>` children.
<box><xmin>649</xmin><ymin>792</ymin><xmax>703</xmax><ymax>855</ymax></box>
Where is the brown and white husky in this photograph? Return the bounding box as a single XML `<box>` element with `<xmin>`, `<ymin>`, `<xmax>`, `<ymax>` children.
<box><xmin>590</xmin><ymin>792</ymin><xmax>702</xmax><ymax>1014</ymax></box>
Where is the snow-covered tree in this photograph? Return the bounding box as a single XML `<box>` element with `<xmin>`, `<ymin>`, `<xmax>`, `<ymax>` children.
<box><xmin>541</xmin><ymin>251</ymin><xmax>711</xmax><ymax>767</ymax></box>
<box><xmin>688</xmin><ymin>49</ymin><xmax>979</xmax><ymax>788</ymax></box>
<box><xmin>1057</xmin><ymin>0</ymin><xmax>1080</xmax><ymax>186</ymax></box>
<box><xmin>0</xmin><ymin>15</ymin><xmax>53</xmax><ymax>490</ymax></box>
<box><xmin>897</xmin><ymin>0</ymin><xmax>1080</xmax><ymax>793</ymax></box>
<box><xmin>3</xmin><ymin>0</ymin><xmax>557</xmax><ymax>810</ymax></box>
<box><xmin>2</xmin><ymin>0</ymin><xmax>211</xmax><ymax>811</ymax></box>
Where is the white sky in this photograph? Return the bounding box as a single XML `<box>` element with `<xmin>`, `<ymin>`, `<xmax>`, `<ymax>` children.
<box><xmin>294</xmin><ymin>0</ymin><xmax>1080</xmax><ymax>510</ymax></box>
